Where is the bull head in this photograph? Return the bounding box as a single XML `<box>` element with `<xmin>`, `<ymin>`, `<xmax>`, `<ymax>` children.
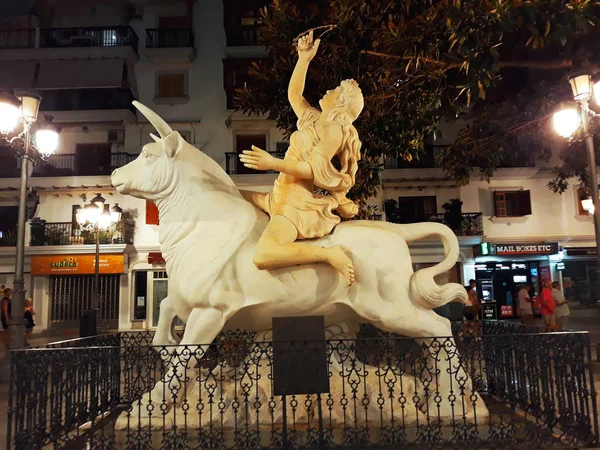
<box><xmin>112</xmin><ymin>101</ymin><xmax>184</xmax><ymax>201</ymax></box>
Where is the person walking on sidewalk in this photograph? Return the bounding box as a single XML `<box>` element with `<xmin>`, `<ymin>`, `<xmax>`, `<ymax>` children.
<box><xmin>540</xmin><ymin>280</ymin><xmax>557</xmax><ymax>331</ymax></box>
<box><xmin>552</xmin><ymin>281</ymin><xmax>570</xmax><ymax>329</ymax></box>
<box><xmin>518</xmin><ymin>284</ymin><xmax>534</xmax><ymax>325</ymax></box>
<box><xmin>1</xmin><ymin>288</ymin><xmax>12</xmax><ymax>349</ymax></box>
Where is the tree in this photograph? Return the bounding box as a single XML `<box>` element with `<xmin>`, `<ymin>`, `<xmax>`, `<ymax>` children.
<box><xmin>236</xmin><ymin>0</ymin><xmax>600</xmax><ymax>204</ymax></box>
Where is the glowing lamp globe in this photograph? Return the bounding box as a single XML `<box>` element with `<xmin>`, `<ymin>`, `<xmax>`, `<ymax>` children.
<box><xmin>98</xmin><ymin>206</ymin><xmax>113</xmax><ymax>230</ymax></box>
<box><xmin>553</xmin><ymin>108</ymin><xmax>580</xmax><ymax>138</ymax></box>
<box><xmin>35</xmin><ymin>128</ymin><xmax>59</xmax><ymax>157</ymax></box>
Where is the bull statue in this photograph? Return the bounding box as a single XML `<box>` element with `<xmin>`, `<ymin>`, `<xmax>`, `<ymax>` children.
<box><xmin>112</xmin><ymin>101</ymin><xmax>480</xmax><ymax>418</ymax></box>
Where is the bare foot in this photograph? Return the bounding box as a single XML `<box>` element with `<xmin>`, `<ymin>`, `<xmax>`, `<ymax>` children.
<box><xmin>327</xmin><ymin>246</ymin><xmax>355</xmax><ymax>285</ymax></box>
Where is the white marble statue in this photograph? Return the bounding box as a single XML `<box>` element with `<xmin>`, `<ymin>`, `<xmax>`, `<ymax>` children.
<box><xmin>111</xmin><ymin>101</ymin><xmax>480</xmax><ymax>420</ymax></box>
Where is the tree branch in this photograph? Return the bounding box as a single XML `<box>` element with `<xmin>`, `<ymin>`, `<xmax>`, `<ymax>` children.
<box><xmin>362</xmin><ymin>50</ymin><xmax>463</xmax><ymax>68</ymax></box>
<box><xmin>498</xmin><ymin>59</ymin><xmax>573</xmax><ymax>70</ymax></box>
<box><xmin>363</xmin><ymin>50</ymin><xmax>575</xmax><ymax>71</ymax></box>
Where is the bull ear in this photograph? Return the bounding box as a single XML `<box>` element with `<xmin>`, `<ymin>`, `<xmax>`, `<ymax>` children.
<box><xmin>163</xmin><ymin>131</ymin><xmax>183</xmax><ymax>159</ymax></box>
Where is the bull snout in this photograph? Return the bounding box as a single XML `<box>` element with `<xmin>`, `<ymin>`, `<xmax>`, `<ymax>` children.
<box><xmin>112</xmin><ymin>168</ymin><xmax>119</xmax><ymax>177</ymax></box>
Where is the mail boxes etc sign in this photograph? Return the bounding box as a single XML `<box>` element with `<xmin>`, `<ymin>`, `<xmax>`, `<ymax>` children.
<box><xmin>477</xmin><ymin>242</ymin><xmax>559</xmax><ymax>257</ymax></box>
<box><xmin>31</xmin><ymin>254</ymin><xmax>125</xmax><ymax>275</ymax></box>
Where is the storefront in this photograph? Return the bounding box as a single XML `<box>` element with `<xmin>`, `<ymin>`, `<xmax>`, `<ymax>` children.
<box><xmin>473</xmin><ymin>242</ymin><xmax>560</xmax><ymax>319</ymax></box>
<box><xmin>561</xmin><ymin>247</ymin><xmax>599</xmax><ymax>306</ymax></box>
<box><xmin>31</xmin><ymin>253</ymin><xmax>127</xmax><ymax>329</ymax></box>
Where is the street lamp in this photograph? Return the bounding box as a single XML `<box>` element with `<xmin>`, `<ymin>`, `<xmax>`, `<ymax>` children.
<box><xmin>553</xmin><ymin>74</ymin><xmax>600</xmax><ymax>291</ymax></box>
<box><xmin>0</xmin><ymin>90</ymin><xmax>59</xmax><ymax>350</ymax></box>
<box><xmin>76</xmin><ymin>195</ymin><xmax>122</xmax><ymax>336</ymax></box>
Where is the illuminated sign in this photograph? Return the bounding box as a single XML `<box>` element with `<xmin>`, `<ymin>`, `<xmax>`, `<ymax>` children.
<box><xmin>31</xmin><ymin>254</ymin><xmax>125</xmax><ymax>275</ymax></box>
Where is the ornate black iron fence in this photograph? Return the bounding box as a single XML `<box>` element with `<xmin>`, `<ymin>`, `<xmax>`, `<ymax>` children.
<box><xmin>6</xmin><ymin>322</ymin><xmax>599</xmax><ymax>449</ymax></box>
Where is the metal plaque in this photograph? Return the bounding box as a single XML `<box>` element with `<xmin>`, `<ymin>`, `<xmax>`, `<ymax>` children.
<box><xmin>272</xmin><ymin>316</ymin><xmax>329</xmax><ymax>396</ymax></box>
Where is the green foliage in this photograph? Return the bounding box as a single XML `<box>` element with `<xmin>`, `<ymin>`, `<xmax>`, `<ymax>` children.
<box><xmin>236</xmin><ymin>0</ymin><xmax>600</xmax><ymax>199</ymax></box>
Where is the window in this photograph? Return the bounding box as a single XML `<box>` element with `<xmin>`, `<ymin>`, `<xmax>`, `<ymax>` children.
<box><xmin>493</xmin><ymin>190</ymin><xmax>532</xmax><ymax>217</ymax></box>
<box><xmin>156</xmin><ymin>72</ymin><xmax>187</xmax><ymax>98</ymax></box>
<box><xmin>223</xmin><ymin>58</ymin><xmax>261</xmax><ymax>109</ymax></box>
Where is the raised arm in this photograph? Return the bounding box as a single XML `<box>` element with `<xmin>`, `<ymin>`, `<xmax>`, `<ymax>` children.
<box><xmin>239</xmin><ymin>123</ymin><xmax>343</xmax><ymax>180</ymax></box>
<box><xmin>288</xmin><ymin>31</ymin><xmax>320</xmax><ymax>119</ymax></box>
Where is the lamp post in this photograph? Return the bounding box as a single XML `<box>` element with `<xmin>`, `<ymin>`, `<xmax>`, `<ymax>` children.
<box><xmin>76</xmin><ymin>195</ymin><xmax>122</xmax><ymax>336</ymax></box>
<box><xmin>553</xmin><ymin>74</ymin><xmax>600</xmax><ymax>291</ymax></box>
<box><xmin>0</xmin><ymin>90</ymin><xmax>58</xmax><ymax>350</ymax></box>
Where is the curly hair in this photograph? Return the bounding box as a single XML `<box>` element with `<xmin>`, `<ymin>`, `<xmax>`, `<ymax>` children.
<box><xmin>324</xmin><ymin>79</ymin><xmax>364</xmax><ymax>188</ymax></box>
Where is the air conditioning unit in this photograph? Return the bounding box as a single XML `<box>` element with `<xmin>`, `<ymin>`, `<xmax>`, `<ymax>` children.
<box><xmin>108</xmin><ymin>130</ymin><xmax>125</xmax><ymax>145</ymax></box>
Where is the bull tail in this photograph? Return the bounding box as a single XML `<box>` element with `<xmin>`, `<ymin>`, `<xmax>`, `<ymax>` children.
<box><xmin>364</xmin><ymin>221</ymin><xmax>468</xmax><ymax>309</ymax></box>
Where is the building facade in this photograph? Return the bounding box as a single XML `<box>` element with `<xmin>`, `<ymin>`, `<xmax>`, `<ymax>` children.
<box><xmin>0</xmin><ymin>0</ymin><xmax>594</xmax><ymax>332</ymax></box>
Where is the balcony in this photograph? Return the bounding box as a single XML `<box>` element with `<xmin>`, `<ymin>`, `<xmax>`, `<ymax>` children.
<box><xmin>0</xmin><ymin>153</ymin><xmax>137</xmax><ymax>179</ymax></box>
<box><xmin>225</xmin><ymin>24</ymin><xmax>262</xmax><ymax>46</ymax></box>
<box><xmin>386</xmin><ymin>212</ymin><xmax>483</xmax><ymax>236</ymax></box>
<box><xmin>0</xmin><ymin>229</ymin><xmax>17</xmax><ymax>247</ymax></box>
<box><xmin>146</xmin><ymin>28</ymin><xmax>194</xmax><ymax>48</ymax></box>
<box><xmin>0</xmin><ymin>27</ymin><xmax>139</xmax><ymax>64</ymax></box>
<box><xmin>30</xmin><ymin>220</ymin><xmax>134</xmax><ymax>247</ymax></box>
<box><xmin>40</xmin><ymin>26</ymin><xmax>138</xmax><ymax>52</ymax></box>
<box><xmin>38</xmin><ymin>88</ymin><xmax>136</xmax><ymax>123</ymax></box>
<box><xmin>145</xmin><ymin>28</ymin><xmax>196</xmax><ymax>63</ymax></box>
<box><xmin>0</xmin><ymin>29</ymin><xmax>35</xmax><ymax>49</ymax></box>
<box><xmin>225</xmin><ymin>151</ymin><xmax>285</xmax><ymax>175</ymax></box>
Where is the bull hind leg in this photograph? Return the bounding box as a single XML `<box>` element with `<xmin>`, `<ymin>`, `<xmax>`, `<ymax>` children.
<box><xmin>152</xmin><ymin>296</ymin><xmax>179</xmax><ymax>347</ymax></box>
<box><xmin>375</xmin><ymin>308</ymin><xmax>488</xmax><ymax>420</ymax></box>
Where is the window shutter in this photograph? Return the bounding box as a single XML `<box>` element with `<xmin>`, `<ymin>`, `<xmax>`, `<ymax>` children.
<box><xmin>518</xmin><ymin>190</ymin><xmax>532</xmax><ymax>216</ymax></box>
<box><xmin>146</xmin><ymin>201</ymin><xmax>159</xmax><ymax>225</ymax></box>
<box><xmin>493</xmin><ymin>191</ymin><xmax>500</xmax><ymax>217</ymax></box>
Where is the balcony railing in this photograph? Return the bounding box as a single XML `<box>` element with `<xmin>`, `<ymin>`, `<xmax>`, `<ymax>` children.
<box><xmin>146</xmin><ymin>28</ymin><xmax>194</xmax><ymax>48</ymax></box>
<box><xmin>225</xmin><ymin>151</ymin><xmax>285</xmax><ymax>175</ymax></box>
<box><xmin>30</xmin><ymin>220</ymin><xmax>134</xmax><ymax>246</ymax></box>
<box><xmin>30</xmin><ymin>153</ymin><xmax>137</xmax><ymax>178</ymax></box>
<box><xmin>40</xmin><ymin>26</ymin><xmax>138</xmax><ymax>51</ymax></box>
<box><xmin>225</xmin><ymin>24</ymin><xmax>263</xmax><ymax>46</ymax></box>
<box><xmin>0</xmin><ymin>153</ymin><xmax>136</xmax><ymax>178</ymax></box>
<box><xmin>0</xmin><ymin>29</ymin><xmax>35</xmax><ymax>48</ymax></box>
<box><xmin>39</xmin><ymin>88</ymin><xmax>136</xmax><ymax>113</ymax></box>
<box><xmin>0</xmin><ymin>229</ymin><xmax>17</xmax><ymax>247</ymax></box>
<box><xmin>386</xmin><ymin>212</ymin><xmax>483</xmax><ymax>236</ymax></box>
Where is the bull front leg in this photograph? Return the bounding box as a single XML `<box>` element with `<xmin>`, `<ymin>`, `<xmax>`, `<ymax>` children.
<box><xmin>131</xmin><ymin>307</ymin><xmax>225</xmax><ymax>420</ymax></box>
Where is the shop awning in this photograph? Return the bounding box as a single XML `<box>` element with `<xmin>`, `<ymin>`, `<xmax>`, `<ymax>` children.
<box><xmin>0</xmin><ymin>60</ymin><xmax>37</xmax><ymax>90</ymax></box>
<box><xmin>37</xmin><ymin>58</ymin><xmax>125</xmax><ymax>90</ymax></box>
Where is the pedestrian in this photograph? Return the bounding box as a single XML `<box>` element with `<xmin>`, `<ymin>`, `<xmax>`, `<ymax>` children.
<box><xmin>463</xmin><ymin>279</ymin><xmax>480</xmax><ymax>321</ymax></box>
<box><xmin>1</xmin><ymin>288</ymin><xmax>12</xmax><ymax>349</ymax></box>
<box><xmin>540</xmin><ymin>280</ymin><xmax>557</xmax><ymax>331</ymax></box>
<box><xmin>24</xmin><ymin>298</ymin><xmax>35</xmax><ymax>345</ymax></box>
<box><xmin>552</xmin><ymin>281</ymin><xmax>570</xmax><ymax>329</ymax></box>
<box><xmin>517</xmin><ymin>283</ymin><xmax>534</xmax><ymax>325</ymax></box>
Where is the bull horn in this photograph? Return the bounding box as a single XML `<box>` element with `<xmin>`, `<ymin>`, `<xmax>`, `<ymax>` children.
<box><xmin>133</xmin><ymin>100</ymin><xmax>172</xmax><ymax>139</ymax></box>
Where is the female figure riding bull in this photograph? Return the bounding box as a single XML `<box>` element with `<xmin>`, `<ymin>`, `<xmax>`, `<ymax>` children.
<box><xmin>239</xmin><ymin>30</ymin><xmax>364</xmax><ymax>285</ymax></box>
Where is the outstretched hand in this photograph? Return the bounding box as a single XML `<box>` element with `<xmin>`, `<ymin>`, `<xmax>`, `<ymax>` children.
<box><xmin>239</xmin><ymin>146</ymin><xmax>276</xmax><ymax>171</ymax></box>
